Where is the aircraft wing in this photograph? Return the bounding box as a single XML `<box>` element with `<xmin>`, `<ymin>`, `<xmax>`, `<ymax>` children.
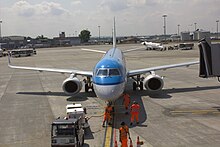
<box><xmin>127</xmin><ymin>61</ymin><xmax>199</xmax><ymax>77</ymax></box>
<box><xmin>7</xmin><ymin>56</ymin><xmax>93</xmax><ymax>77</ymax></box>
<box><xmin>123</xmin><ymin>47</ymin><xmax>146</xmax><ymax>53</ymax></box>
<box><xmin>82</xmin><ymin>47</ymin><xmax>146</xmax><ymax>54</ymax></box>
<box><xmin>81</xmin><ymin>48</ymin><xmax>106</xmax><ymax>54</ymax></box>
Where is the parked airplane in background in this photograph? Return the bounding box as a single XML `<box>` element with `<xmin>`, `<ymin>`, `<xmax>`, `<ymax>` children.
<box><xmin>0</xmin><ymin>43</ymin><xmax>5</xmax><ymax>57</ymax></box>
<box><xmin>141</xmin><ymin>41</ymin><xmax>164</xmax><ymax>50</ymax></box>
<box><xmin>8</xmin><ymin>18</ymin><xmax>199</xmax><ymax>101</ymax></box>
<box><xmin>0</xmin><ymin>48</ymin><xmax>3</xmax><ymax>57</ymax></box>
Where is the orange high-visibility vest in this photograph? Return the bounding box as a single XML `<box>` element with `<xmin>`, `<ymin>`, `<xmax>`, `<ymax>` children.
<box><xmin>130</xmin><ymin>104</ymin><xmax>140</xmax><ymax>113</ymax></box>
<box><xmin>119</xmin><ymin>125</ymin><xmax>129</xmax><ymax>140</ymax></box>
<box><xmin>106</xmin><ymin>106</ymin><xmax>113</xmax><ymax>113</ymax></box>
<box><xmin>103</xmin><ymin>110</ymin><xmax>111</xmax><ymax>121</ymax></box>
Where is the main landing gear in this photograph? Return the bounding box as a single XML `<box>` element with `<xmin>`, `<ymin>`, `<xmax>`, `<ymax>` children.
<box><xmin>84</xmin><ymin>77</ymin><xmax>94</xmax><ymax>92</ymax></box>
<box><xmin>132</xmin><ymin>75</ymin><xmax>144</xmax><ymax>91</ymax></box>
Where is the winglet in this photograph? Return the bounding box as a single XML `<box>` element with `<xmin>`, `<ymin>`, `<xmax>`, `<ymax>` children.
<box><xmin>113</xmin><ymin>17</ymin><xmax>116</xmax><ymax>49</ymax></box>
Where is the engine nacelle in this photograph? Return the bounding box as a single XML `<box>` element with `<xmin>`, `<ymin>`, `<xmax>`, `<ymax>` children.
<box><xmin>62</xmin><ymin>77</ymin><xmax>82</xmax><ymax>95</ymax></box>
<box><xmin>143</xmin><ymin>74</ymin><xmax>164</xmax><ymax>91</ymax></box>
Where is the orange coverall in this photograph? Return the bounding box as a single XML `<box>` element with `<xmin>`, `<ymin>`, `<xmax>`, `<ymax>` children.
<box><xmin>119</xmin><ymin>125</ymin><xmax>129</xmax><ymax>147</ymax></box>
<box><xmin>103</xmin><ymin>106</ymin><xmax>113</xmax><ymax>125</ymax></box>
<box><xmin>130</xmin><ymin>103</ymin><xmax>140</xmax><ymax>123</ymax></box>
<box><xmin>123</xmin><ymin>94</ymin><xmax>130</xmax><ymax>110</ymax></box>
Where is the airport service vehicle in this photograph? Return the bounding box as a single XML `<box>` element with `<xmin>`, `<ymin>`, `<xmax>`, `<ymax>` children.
<box><xmin>66</xmin><ymin>103</ymin><xmax>90</xmax><ymax>129</ymax></box>
<box><xmin>0</xmin><ymin>49</ymin><xmax>3</xmax><ymax>57</ymax></box>
<box><xmin>8</xmin><ymin>18</ymin><xmax>199</xmax><ymax>102</ymax></box>
<box><xmin>51</xmin><ymin>117</ymin><xmax>84</xmax><ymax>147</ymax></box>
<box><xmin>33</xmin><ymin>48</ymin><xmax>37</xmax><ymax>54</ymax></box>
<box><xmin>10</xmin><ymin>49</ymin><xmax>34</xmax><ymax>57</ymax></box>
<box><xmin>178</xmin><ymin>43</ymin><xmax>194</xmax><ymax>50</ymax></box>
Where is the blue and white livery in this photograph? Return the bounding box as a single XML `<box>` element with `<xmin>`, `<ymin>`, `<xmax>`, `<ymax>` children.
<box><xmin>8</xmin><ymin>18</ymin><xmax>199</xmax><ymax>101</ymax></box>
<box><xmin>92</xmin><ymin>47</ymin><xmax>126</xmax><ymax>101</ymax></box>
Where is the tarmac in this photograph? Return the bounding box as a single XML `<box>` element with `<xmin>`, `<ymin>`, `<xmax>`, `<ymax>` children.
<box><xmin>0</xmin><ymin>43</ymin><xmax>220</xmax><ymax>147</ymax></box>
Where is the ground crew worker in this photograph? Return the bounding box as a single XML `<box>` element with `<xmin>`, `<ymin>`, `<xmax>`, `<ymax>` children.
<box><xmin>106</xmin><ymin>102</ymin><xmax>113</xmax><ymax>115</ymax></box>
<box><xmin>119</xmin><ymin>122</ymin><xmax>131</xmax><ymax>147</ymax></box>
<box><xmin>130</xmin><ymin>101</ymin><xmax>140</xmax><ymax>126</ymax></box>
<box><xmin>122</xmin><ymin>93</ymin><xmax>130</xmax><ymax>114</ymax></box>
<box><xmin>102</xmin><ymin>103</ymin><xmax>113</xmax><ymax>127</ymax></box>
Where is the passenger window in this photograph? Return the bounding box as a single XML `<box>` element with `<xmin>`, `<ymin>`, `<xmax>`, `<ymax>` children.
<box><xmin>109</xmin><ymin>69</ymin><xmax>120</xmax><ymax>76</ymax></box>
<box><xmin>97</xmin><ymin>69</ymin><xmax>108</xmax><ymax>76</ymax></box>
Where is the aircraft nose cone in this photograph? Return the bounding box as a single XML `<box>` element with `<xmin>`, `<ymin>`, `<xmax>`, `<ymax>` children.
<box><xmin>93</xmin><ymin>83</ymin><xmax>124</xmax><ymax>101</ymax></box>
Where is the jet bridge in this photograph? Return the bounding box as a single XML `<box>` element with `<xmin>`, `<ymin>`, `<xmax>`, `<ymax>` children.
<box><xmin>198</xmin><ymin>38</ymin><xmax>220</xmax><ymax>82</ymax></box>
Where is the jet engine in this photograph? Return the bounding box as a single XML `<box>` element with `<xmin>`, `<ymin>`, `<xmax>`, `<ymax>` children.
<box><xmin>143</xmin><ymin>74</ymin><xmax>164</xmax><ymax>91</ymax></box>
<box><xmin>62</xmin><ymin>77</ymin><xmax>82</xmax><ymax>95</ymax></box>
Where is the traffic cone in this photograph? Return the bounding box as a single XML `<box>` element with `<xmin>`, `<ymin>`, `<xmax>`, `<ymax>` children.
<box><xmin>114</xmin><ymin>140</ymin><xmax>118</xmax><ymax>147</ymax></box>
<box><xmin>129</xmin><ymin>138</ymin><xmax>133</xmax><ymax>147</ymax></box>
<box><xmin>137</xmin><ymin>136</ymin><xmax>140</xmax><ymax>147</ymax></box>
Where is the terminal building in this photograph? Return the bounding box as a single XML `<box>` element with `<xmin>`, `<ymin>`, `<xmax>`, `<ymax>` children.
<box><xmin>0</xmin><ymin>32</ymin><xmax>81</xmax><ymax>49</ymax></box>
<box><xmin>181</xmin><ymin>30</ymin><xmax>210</xmax><ymax>41</ymax></box>
<box><xmin>180</xmin><ymin>32</ymin><xmax>192</xmax><ymax>41</ymax></box>
<box><xmin>193</xmin><ymin>30</ymin><xmax>210</xmax><ymax>40</ymax></box>
<box><xmin>52</xmin><ymin>32</ymin><xmax>81</xmax><ymax>47</ymax></box>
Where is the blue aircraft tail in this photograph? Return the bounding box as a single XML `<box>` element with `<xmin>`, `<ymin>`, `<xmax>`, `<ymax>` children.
<box><xmin>113</xmin><ymin>17</ymin><xmax>116</xmax><ymax>49</ymax></box>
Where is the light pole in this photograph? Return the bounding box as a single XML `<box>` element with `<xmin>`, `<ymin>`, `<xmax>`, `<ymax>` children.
<box><xmin>98</xmin><ymin>25</ymin><xmax>100</xmax><ymax>44</ymax></box>
<box><xmin>194</xmin><ymin>23</ymin><xmax>197</xmax><ymax>31</ymax></box>
<box><xmin>162</xmin><ymin>14</ymin><xmax>167</xmax><ymax>41</ymax></box>
<box><xmin>177</xmin><ymin>24</ymin><xmax>180</xmax><ymax>35</ymax></box>
<box><xmin>0</xmin><ymin>20</ymin><xmax>2</xmax><ymax>49</ymax></box>
<box><xmin>0</xmin><ymin>20</ymin><xmax>2</xmax><ymax>38</ymax></box>
<box><xmin>216</xmin><ymin>20</ymin><xmax>219</xmax><ymax>39</ymax></box>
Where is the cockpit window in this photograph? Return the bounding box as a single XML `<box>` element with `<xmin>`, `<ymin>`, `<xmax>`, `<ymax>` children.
<box><xmin>96</xmin><ymin>68</ymin><xmax>120</xmax><ymax>77</ymax></box>
<box><xmin>109</xmin><ymin>69</ymin><xmax>120</xmax><ymax>76</ymax></box>
<box><xmin>97</xmin><ymin>69</ymin><xmax>108</xmax><ymax>76</ymax></box>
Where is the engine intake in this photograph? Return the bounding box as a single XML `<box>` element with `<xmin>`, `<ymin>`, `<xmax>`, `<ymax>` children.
<box><xmin>143</xmin><ymin>74</ymin><xmax>164</xmax><ymax>91</ymax></box>
<box><xmin>62</xmin><ymin>77</ymin><xmax>82</xmax><ymax>95</ymax></box>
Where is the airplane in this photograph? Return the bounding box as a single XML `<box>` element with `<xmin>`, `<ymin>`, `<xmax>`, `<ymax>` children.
<box><xmin>7</xmin><ymin>18</ymin><xmax>199</xmax><ymax>101</ymax></box>
<box><xmin>141</xmin><ymin>41</ymin><xmax>164</xmax><ymax>50</ymax></box>
<box><xmin>0</xmin><ymin>48</ymin><xmax>3</xmax><ymax>57</ymax></box>
<box><xmin>0</xmin><ymin>43</ymin><xmax>5</xmax><ymax>57</ymax></box>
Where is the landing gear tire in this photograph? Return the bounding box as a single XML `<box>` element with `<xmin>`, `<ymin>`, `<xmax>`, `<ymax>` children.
<box><xmin>91</xmin><ymin>84</ymin><xmax>94</xmax><ymax>92</ymax></box>
<box><xmin>81</xmin><ymin>135</ymin><xmax>84</xmax><ymax>146</ymax></box>
<box><xmin>85</xmin><ymin>84</ymin><xmax>89</xmax><ymax>92</ymax></box>
<box><xmin>133</xmin><ymin>82</ymin><xmax>137</xmax><ymax>91</ymax></box>
<box><xmin>140</xmin><ymin>82</ymin><xmax>144</xmax><ymax>90</ymax></box>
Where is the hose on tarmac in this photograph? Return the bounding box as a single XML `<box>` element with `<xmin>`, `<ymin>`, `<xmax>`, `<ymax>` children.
<box><xmin>87</xmin><ymin>114</ymin><xmax>104</xmax><ymax>120</ymax></box>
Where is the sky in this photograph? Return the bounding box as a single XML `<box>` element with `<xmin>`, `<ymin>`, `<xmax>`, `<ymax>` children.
<box><xmin>0</xmin><ymin>0</ymin><xmax>220</xmax><ymax>38</ymax></box>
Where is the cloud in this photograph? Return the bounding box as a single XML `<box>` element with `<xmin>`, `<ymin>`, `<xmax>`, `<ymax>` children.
<box><xmin>37</xmin><ymin>2</ymin><xmax>68</xmax><ymax>16</ymax></box>
<box><xmin>127</xmin><ymin>0</ymin><xmax>157</xmax><ymax>7</ymax></box>
<box><xmin>100</xmin><ymin>0</ymin><xmax>159</xmax><ymax>11</ymax></box>
<box><xmin>1</xmin><ymin>0</ymin><xmax>220</xmax><ymax>38</ymax></box>
<box><xmin>100</xmin><ymin>0</ymin><xmax>128</xmax><ymax>11</ymax></box>
<box><xmin>71</xmin><ymin>1</ymin><xmax>82</xmax><ymax>5</ymax></box>
<box><xmin>12</xmin><ymin>1</ymin><xmax>35</xmax><ymax>17</ymax></box>
<box><xmin>11</xmin><ymin>0</ymin><xmax>68</xmax><ymax>17</ymax></box>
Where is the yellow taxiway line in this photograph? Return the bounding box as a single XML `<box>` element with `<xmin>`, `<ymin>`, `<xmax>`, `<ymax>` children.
<box><xmin>170</xmin><ymin>109</ymin><xmax>220</xmax><ymax>115</ymax></box>
<box><xmin>104</xmin><ymin>125</ymin><xmax>113</xmax><ymax>147</ymax></box>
